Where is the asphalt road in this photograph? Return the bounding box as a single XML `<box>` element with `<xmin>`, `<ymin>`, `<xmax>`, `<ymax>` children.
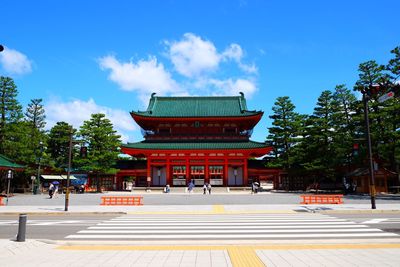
<box><xmin>5</xmin><ymin>192</ymin><xmax>400</xmax><ymax>206</ymax></box>
<box><xmin>1</xmin><ymin>213</ymin><xmax>399</xmax><ymax>241</ymax></box>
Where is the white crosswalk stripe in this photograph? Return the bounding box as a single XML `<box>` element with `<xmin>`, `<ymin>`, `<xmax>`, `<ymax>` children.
<box><xmin>65</xmin><ymin>213</ymin><xmax>399</xmax><ymax>240</ymax></box>
<box><xmin>0</xmin><ymin>220</ymin><xmax>103</xmax><ymax>226</ymax></box>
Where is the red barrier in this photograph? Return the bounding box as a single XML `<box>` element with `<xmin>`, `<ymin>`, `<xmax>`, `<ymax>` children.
<box><xmin>100</xmin><ymin>196</ymin><xmax>143</xmax><ymax>206</ymax></box>
<box><xmin>300</xmin><ymin>194</ymin><xmax>343</xmax><ymax>204</ymax></box>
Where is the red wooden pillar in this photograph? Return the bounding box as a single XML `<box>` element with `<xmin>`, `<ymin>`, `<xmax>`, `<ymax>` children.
<box><xmin>185</xmin><ymin>156</ymin><xmax>190</xmax><ymax>184</ymax></box>
<box><xmin>166</xmin><ymin>156</ymin><xmax>171</xmax><ymax>185</ymax></box>
<box><xmin>224</xmin><ymin>158</ymin><xmax>228</xmax><ymax>186</ymax></box>
<box><xmin>146</xmin><ymin>156</ymin><xmax>151</xmax><ymax>186</ymax></box>
<box><xmin>205</xmin><ymin>157</ymin><xmax>209</xmax><ymax>184</ymax></box>
<box><xmin>243</xmin><ymin>158</ymin><xmax>248</xmax><ymax>186</ymax></box>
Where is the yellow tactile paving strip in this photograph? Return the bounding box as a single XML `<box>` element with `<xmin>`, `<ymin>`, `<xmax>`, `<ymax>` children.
<box><xmin>227</xmin><ymin>246</ymin><xmax>265</xmax><ymax>267</ymax></box>
<box><xmin>57</xmin><ymin>244</ymin><xmax>400</xmax><ymax>267</ymax></box>
<box><xmin>212</xmin><ymin>204</ymin><xmax>225</xmax><ymax>213</ymax></box>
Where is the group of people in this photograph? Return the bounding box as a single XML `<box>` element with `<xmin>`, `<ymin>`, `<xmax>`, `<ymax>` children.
<box><xmin>202</xmin><ymin>183</ymin><xmax>212</xmax><ymax>194</ymax></box>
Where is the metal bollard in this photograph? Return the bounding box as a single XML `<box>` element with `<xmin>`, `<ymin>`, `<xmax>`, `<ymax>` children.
<box><xmin>16</xmin><ymin>214</ymin><xmax>27</xmax><ymax>242</ymax></box>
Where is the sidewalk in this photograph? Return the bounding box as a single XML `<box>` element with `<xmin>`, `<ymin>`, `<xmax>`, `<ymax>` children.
<box><xmin>1</xmin><ymin>203</ymin><xmax>400</xmax><ymax>215</ymax></box>
<box><xmin>1</xmin><ymin>204</ymin><xmax>400</xmax><ymax>266</ymax></box>
<box><xmin>1</xmin><ymin>239</ymin><xmax>400</xmax><ymax>266</ymax></box>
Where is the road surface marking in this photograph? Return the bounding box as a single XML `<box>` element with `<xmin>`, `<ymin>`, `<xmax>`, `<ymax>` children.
<box><xmin>65</xmin><ymin>213</ymin><xmax>399</xmax><ymax>240</ymax></box>
<box><xmin>213</xmin><ymin>205</ymin><xmax>225</xmax><ymax>213</ymax></box>
<box><xmin>362</xmin><ymin>218</ymin><xmax>388</xmax><ymax>224</ymax></box>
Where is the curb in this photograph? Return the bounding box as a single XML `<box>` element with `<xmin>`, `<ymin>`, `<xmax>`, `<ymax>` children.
<box><xmin>318</xmin><ymin>209</ymin><xmax>400</xmax><ymax>214</ymax></box>
<box><xmin>0</xmin><ymin>212</ymin><xmax>127</xmax><ymax>216</ymax></box>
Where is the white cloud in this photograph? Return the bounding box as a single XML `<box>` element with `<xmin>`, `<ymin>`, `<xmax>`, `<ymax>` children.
<box><xmin>0</xmin><ymin>47</ymin><xmax>32</xmax><ymax>75</ymax></box>
<box><xmin>99</xmin><ymin>33</ymin><xmax>259</xmax><ymax>101</ymax></box>
<box><xmin>98</xmin><ymin>55</ymin><xmax>182</xmax><ymax>97</ymax></box>
<box><xmin>222</xmin><ymin>43</ymin><xmax>243</xmax><ymax>62</ymax></box>
<box><xmin>208</xmin><ymin>78</ymin><xmax>257</xmax><ymax>98</ymax></box>
<box><xmin>222</xmin><ymin>43</ymin><xmax>257</xmax><ymax>74</ymax></box>
<box><xmin>45</xmin><ymin>98</ymin><xmax>137</xmax><ymax>143</ymax></box>
<box><xmin>166</xmin><ymin>33</ymin><xmax>221</xmax><ymax>77</ymax></box>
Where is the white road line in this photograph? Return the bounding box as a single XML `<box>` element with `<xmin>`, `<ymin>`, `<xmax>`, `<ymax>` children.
<box><xmin>106</xmin><ymin>219</ymin><xmax>348</xmax><ymax>223</ymax></box>
<box><xmin>98</xmin><ymin>222</ymin><xmax>356</xmax><ymax>226</ymax></box>
<box><xmin>362</xmin><ymin>218</ymin><xmax>388</xmax><ymax>224</ymax></box>
<box><xmin>65</xmin><ymin>214</ymin><xmax>399</xmax><ymax>240</ymax></box>
<box><xmin>78</xmin><ymin>228</ymin><xmax>381</xmax><ymax>234</ymax></box>
<box><xmin>89</xmin><ymin>225</ymin><xmax>367</xmax><ymax>229</ymax></box>
<box><xmin>65</xmin><ymin>233</ymin><xmax>398</xmax><ymax>239</ymax></box>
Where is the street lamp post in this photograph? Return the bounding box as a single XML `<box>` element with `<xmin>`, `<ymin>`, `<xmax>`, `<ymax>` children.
<box><xmin>35</xmin><ymin>141</ymin><xmax>44</xmax><ymax>195</ymax></box>
<box><xmin>6</xmin><ymin>169</ymin><xmax>13</xmax><ymax>205</ymax></box>
<box><xmin>65</xmin><ymin>128</ymin><xmax>73</xmax><ymax>211</ymax></box>
<box><xmin>362</xmin><ymin>91</ymin><xmax>376</xmax><ymax>209</ymax></box>
<box><xmin>30</xmin><ymin>176</ymin><xmax>35</xmax><ymax>194</ymax></box>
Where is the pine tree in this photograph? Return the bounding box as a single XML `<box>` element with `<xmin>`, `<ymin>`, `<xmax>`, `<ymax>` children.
<box><xmin>332</xmin><ymin>84</ymin><xmax>357</xmax><ymax>168</ymax></box>
<box><xmin>25</xmin><ymin>98</ymin><xmax>46</xmax><ymax>130</ymax></box>
<box><xmin>0</xmin><ymin>76</ymin><xmax>23</xmax><ymax>154</ymax></box>
<box><xmin>267</xmin><ymin>96</ymin><xmax>302</xmax><ymax>169</ymax></box>
<box><xmin>78</xmin><ymin>113</ymin><xmax>121</xmax><ymax>191</ymax></box>
<box><xmin>302</xmin><ymin>90</ymin><xmax>337</xmax><ymax>181</ymax></box>
<box><xmin>20</xmin><ymin>98</ymin><xmax>48</xmax><ymax>169</ymax></box>
<box><xmin>47</xmin><ymin>122</ymin><xmax>75</xmax><ymax>170</ymax></box>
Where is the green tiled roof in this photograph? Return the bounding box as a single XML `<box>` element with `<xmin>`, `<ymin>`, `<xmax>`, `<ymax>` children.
<box><xmin>122</xmin><ymin>141</ymin><xmax>269</xmax><ymax>150</ymax></box>
<box><xmin>131</xmin><ymin>93</ymin><xmax>262</xmax><ymax>117</ymax></box>
<box><xmin>0</xmin><ymin>154</ymin><xmax>25</xmax><ymax>168</ymax></box>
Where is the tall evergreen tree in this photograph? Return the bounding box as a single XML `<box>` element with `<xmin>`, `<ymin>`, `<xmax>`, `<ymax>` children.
<box><xmin>267</xmin><ymin>96</ymin><xmax>301</xmax><ymax>169</ymax></box>
<box><xmin>78</xmin><ymin>113</ymin><xmax>121</xmax><ymax>191</ymax></box>
<box><xmin>47</xmin><ymin>122</ymin><xmax>75</xmax><ymax>170</ymax></box>
<box><xmin>23</xmin><ymin>98</ymin><xmax>47</xmax><ymax>166</ymax></box>
<box><xmin>332</xmin><ymin>84</ymin><xmax>358</xmax><ymax>168</ymax></box>
<box><xmin>0</xmin><ymin>76</ymin><xmax>23</xmax><ymax>154</ymax></box>
<box><xmin>25</xmin><ymin>98</ymin><xmax>46</xmax><ymax>130</ymax></box>
<box><xmin>302</xmin><ymin>90</ymin><xmax>337</xmax><ymax>180</ymax></box>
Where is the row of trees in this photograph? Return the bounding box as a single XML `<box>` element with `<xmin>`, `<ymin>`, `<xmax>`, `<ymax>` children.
<box><xmin>266</xmin><ymin>47</ymin><xmax>400</xmax><ymax>184</ymax></box>
<box><xmin>0</xmin><ymin>76</ymin><xmax>121</xmax><ymax>192</ymax></box>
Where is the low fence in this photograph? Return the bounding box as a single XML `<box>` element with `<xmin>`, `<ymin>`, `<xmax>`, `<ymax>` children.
<box><xmin>300</xmin><ymin>194</ymin><xmax>343</xmax><ymax>204</ymax></box>
<box><xmin>100</xmin><ymin>196</ymin><xmax>143</xmax><ymax>206</ymax></box>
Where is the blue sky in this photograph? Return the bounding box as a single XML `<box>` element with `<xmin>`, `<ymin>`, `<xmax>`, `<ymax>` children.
<box><xmin>1</xmin><ymin>0</ymin><xmax>399</xmax><ymax>143</ymax></box>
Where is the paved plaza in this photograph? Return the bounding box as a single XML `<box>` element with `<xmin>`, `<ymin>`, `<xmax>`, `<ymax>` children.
<box><xmin>1</xmin><ymin>191</ymin><xmax>400</xmax><ymax>266</ymax></box>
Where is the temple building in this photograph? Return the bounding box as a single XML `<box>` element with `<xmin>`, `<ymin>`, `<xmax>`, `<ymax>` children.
<box><xmin>117</xmin><ymin>93</ymin><xmax>279</xmax><ymax>188</ymax></box>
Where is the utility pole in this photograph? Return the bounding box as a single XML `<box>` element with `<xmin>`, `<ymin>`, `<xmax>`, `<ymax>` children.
<box><xmin>64</xmin><ymin>128</ymin><xmax>73</xmax><ymax>211</ymax></box>
<box><xmin>362</xmin><ymin>91</ymin><xmax>376</xmax><ymax>209</ymax></box>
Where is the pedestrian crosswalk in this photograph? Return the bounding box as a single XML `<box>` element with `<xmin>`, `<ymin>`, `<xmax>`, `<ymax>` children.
<box><xmin>0</xmin><ymin>220</ymin><xmax>103</xmax><ymax>226</ymax></box>
<box><xmin>65</xmin><ymin>213</ymin><xmax>399</xmax><ymax>240</ymax></box>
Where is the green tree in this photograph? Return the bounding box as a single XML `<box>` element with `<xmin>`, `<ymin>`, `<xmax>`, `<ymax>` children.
<box><xmin>266</xmin><ymin>96</ymin><xmax>302</xmax><ymax>169</ymax></box>
<box><xmin>0</xmin><ymin>76</ymin><xmax>23</xmax><ymax>154</ymax></box>
<box><xmin>25</xmin><ymin>98</ymin><xmax>46</xmax><ymax>130</ymax></box>
<box><xmin>332</xmin><ymin>84</ymin><xmax>358</xmax><ymax>168</ymax></box>
<box><xmin>78</xmin><ymin>113</ymin><xmax>121</xmax><ymax>191</ymax></box>
<box><xmin>47</xmin><ymin>122</ymin><xmax>76</xmax><ymax>171</ymax></box>
<box><xmin>24</xmin><ymin>98</ymin><xmax>48</xmax><ymax>166</ymax></box>
<box><xmin>301</xmin><ymin>90</ymin><xmax>337</xmax><ymax>181</ymax></box>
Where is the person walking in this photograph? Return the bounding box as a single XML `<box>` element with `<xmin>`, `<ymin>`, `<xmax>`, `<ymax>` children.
<box><xmin>207</xmin><ymin>183</ymin><xmax>212</xmax><ymax>194</ymax></box>
<box><xmin>53</xmin><ymin>184</ymin><xmax>59</xmax><ymax>198</ymax></box>
<box><xmin>48</xmin><ymin>183</ymin><xmax>54</xmax><ymax>199</ymax></box>
<box><xmin>188</xmin><ymin>181</ymin><xmax>194</xmax><ymax>194</ymax></box>
<box><xmin>203</xmin><ymin>183</ymin><xmax>207</xmax><ymax>194</ymax></box>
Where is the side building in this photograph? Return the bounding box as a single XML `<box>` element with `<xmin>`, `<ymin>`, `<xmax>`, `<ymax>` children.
<box><xmin>117</xmin><ymin>93</ymin><xmax>280</xmax><ymax>188</ymax></box>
